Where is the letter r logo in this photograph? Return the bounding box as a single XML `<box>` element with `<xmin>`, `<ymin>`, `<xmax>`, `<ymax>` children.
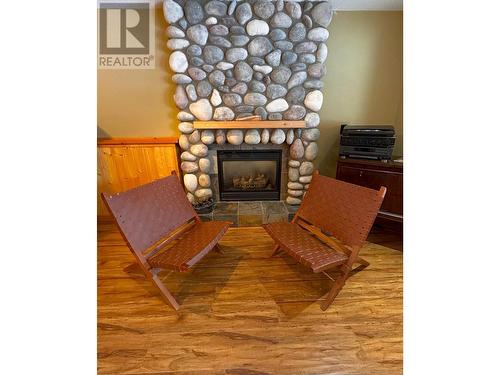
<box><xmin>99</xmin><ymin>2</ymin><xmax>150</xmax><ymax>55</ymax></box>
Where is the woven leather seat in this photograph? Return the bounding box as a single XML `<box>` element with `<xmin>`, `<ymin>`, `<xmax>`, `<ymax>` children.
<box><xmin>263</xmin><ymin>222</ymin><xmax>348</xmax><ymax>273</ymax></box>
<box><xmin>263</xmin><ymin>172</ymin><xmax>386</xmax><ymax>310</ymax></box>
<box><xmin>149</xmin><ymin>221</ymin><xmax>230</xmax><ymax>272</ymax></box>
<box><xmin>102</xmin><ymin>173</ymin><xmax>231</xmax><ymax>310</ymax></box>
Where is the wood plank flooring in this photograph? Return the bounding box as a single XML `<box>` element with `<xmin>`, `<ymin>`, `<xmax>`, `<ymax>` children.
<box><xmin>98</xmin><ymin>222</ymin><xmax>403</xmax><ymax>375</ymax></box>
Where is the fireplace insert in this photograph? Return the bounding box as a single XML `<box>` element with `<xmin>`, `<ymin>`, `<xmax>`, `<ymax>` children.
<box><xmin>217</xmin><ymin>149</ymin><xmax>282</xmax><ymax>201</ymax></box>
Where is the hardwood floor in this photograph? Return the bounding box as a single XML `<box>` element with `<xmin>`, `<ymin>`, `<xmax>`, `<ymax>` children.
<box><xmin>98</xmin><ymin>221</ymin><xmax>403</xmax><ymax>375</ymax></box>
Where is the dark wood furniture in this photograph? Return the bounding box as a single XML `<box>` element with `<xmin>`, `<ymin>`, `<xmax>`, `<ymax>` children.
<box><xmin>101</xmin><ymin>172</ymin><xmax>231</xmax><ymax>310</ymax></box>
<box><xmin>336</xmin><ymin>158</ymin><xmax>403</xmax><ymax>224</ymax></box>
<box><xmin>263</xmin><ymin>172</ymin><xmax>386</xmax><ymax>310</ymax></box>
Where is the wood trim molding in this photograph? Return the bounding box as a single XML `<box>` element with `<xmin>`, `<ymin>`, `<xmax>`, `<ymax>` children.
<box><xmin>193</xmin><ymin>120</ymin><xmax>306</xmax><ymax>129</ymax></box>
<box><xmin>97</xmin><ymin>137</ymin><xmax>178</xmax><ymax>146</ymax></box>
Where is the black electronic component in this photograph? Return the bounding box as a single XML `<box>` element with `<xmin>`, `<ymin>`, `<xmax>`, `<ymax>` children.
<box><xmin>339</xmin><ymin>125</ymin><xmax>395</xmax><ymax>161</ymax></box>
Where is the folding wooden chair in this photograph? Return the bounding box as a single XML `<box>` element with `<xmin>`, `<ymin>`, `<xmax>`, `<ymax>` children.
<box><xmin>101</xmin><ymin>172</ymin><xmax>231</xmax><ymax>310</ymax></box>
<box><xmin>263</xmin><ymin>172</ymin><xmax>386</xmax><ymax>310</ymax></box>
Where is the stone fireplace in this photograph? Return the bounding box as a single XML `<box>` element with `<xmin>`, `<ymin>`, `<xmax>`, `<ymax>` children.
<box><xmin>163</xmin><ymin>0</ymin><xmax>333</xmax><ymax>207</ymax></box>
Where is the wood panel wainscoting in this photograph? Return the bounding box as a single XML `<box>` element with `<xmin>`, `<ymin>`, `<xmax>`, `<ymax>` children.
<box><xmin>97</xmin><ymin>137</ymin><xmax>180</xmax><ymax>217</ymax></box>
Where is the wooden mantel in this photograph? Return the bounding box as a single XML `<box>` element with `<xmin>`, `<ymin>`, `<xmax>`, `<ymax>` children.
<box><xmin>193</xmin><ymin>120</ymin><xmax>306</xmax><ymax>129</ymax></box>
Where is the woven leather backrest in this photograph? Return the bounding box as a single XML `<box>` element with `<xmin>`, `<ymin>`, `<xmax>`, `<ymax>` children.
<box><xmin>102</xmin><ymin>175</ymin><xmax>197</xmax><ymax>253</ymax></box>
<box><xmin>297</xmin><ymin>174</ymin><xmax>386</xmax><ymax>248</ymax></box>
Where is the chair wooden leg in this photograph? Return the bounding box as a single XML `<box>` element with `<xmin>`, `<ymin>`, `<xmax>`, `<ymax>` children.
<box><xmin>349</xmin><ymin>257</ymin><xmax>369</xmax><ymax>277</ymax></box>
<box><xmin>320</xmin><ymin>271</ymin><xmax>350</xmax><ymax>311</ymax></box>
<box><xmin>151</xmin><ymin>274</ymin><xmax>180</xmax><ymax>310</ymax></box>
<box><xmin>214</xmin><ymin>243</ymin><xmax>225</xmax><ymax>254</ymax></box>
<box><xmin>270</xmin><ymin>244</ymin><xmax>281</xmax><ymax>257</ymax></box>
<box><xmin>320</xmin><ymin>258</ymin><xmax>369</xmax><ymax>310</ymax></box>
<box><xmin>356</xmin><ymin>257</ymin><xmax>369</xmax><ymax>267</ymax></box>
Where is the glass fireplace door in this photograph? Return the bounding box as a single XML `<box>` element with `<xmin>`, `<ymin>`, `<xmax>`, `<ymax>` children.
<box><xmin>217</xmin><ymin>150</ymin><xmax>281</xmax><ymax>201</ymax></box>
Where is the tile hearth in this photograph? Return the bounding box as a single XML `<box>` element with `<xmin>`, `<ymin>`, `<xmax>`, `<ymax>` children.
<box><xmin>198</xmin><ymin>200</ymin><xmax>298</xmax><ymax>226</ymax></box>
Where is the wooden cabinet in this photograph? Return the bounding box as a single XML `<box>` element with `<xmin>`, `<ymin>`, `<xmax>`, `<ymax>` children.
<box><xmin>336</xmin><ymin>158</ymin><xmax>403</xmax><ymax>223</ymax></box>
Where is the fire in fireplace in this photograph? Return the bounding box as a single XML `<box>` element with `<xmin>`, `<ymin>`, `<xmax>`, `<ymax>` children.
<box><xmin>217</xmin><ymin>150</ymin><xmax>282</xmax><ymax>201</ymax></box>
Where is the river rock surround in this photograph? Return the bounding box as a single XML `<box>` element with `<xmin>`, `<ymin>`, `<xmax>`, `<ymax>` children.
<box><xmin>163</xmin><ymin>0</ymin><xmax>333</xmax><ymax>205</ymax></box>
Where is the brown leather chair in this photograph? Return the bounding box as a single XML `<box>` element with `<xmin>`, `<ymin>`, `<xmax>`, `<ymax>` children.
<box><xmin>102</xmin><ymin>173</ymin><xmax>231</xmax><ymax>310</ymax></box>
<box><xmin>263</xmin><ymin>172</ymin><xmax>386</xmax><ymax>310</ymax></box>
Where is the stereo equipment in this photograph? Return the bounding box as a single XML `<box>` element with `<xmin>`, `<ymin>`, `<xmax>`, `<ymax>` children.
<box><xmin>339</xmin><ymin>125</ymin><xmax>395</xmax><ymax>161</ymax></box>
